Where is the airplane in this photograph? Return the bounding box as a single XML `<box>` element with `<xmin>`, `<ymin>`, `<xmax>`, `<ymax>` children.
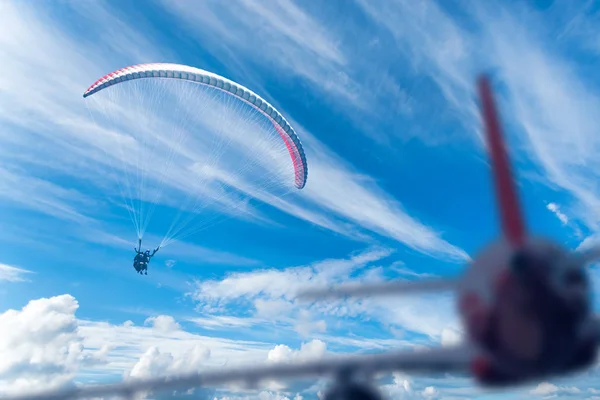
<box><xmin>5</xmin><ymin>75</ymin><xmax>600</xmax><ymax>400</ymax></box>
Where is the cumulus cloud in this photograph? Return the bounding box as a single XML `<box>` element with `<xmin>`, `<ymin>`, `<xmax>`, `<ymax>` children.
<box><xmin>0</xmin><ymin>295</ymin><xmax>108</xmax><ymax>396</ymax></box>
<box><xmin>380</xmin><ymin>372</ymin><xmax>413</xmax><ymax>398</ymax></box>
<box><xmin>145</xmin><ymin>315</ymin><xmax>181</xmax><ymax>333</ymax></box>
<box><xmin>531</xmin><ymin>382</ymin><xmax>559</xmax><ymax>396</ymax></box>
<box><xmin>267</xmin><ymin>340</ymin><xmax>327</xmax><ymax>364</ymax></box>
<box><xmin>214</xmin><ymin>392</ymin><xmax>304</xmax><ymax>400</ymax></box>
<box><xmin>125</xmin><ymin>345</ymin><xmax>213</xmax><ymax>399</ymax></box>
<box><xmin>379</xmin><ymin>372</ymin><xmax>448</xmax><ymax>400</ymax></box>
<box><xmin>0</xmin><ymin>294</ymin><xmax>332</xmax><ymax>399</ymax></box>
<box><xmin>440</xmin><ymin>327</ymin><xmax>462</xmax><ymax>348</ymax></box>
<box><xmin>530</xmin><ymin>381</ymin><xmax>582</xmax><ymax>397</ymax></box>
<box><xmin>128</xmin><ymin>345</ymin><xmax>210</xmax><ymax>379</ymax></box>
<box><xmin>3</xmin><ymin>295</ymin><xmax>592</xmax><ymax>400</ymax></box>
<box><xmin>124</xmin><ymin>339</ymin><xmax>326</xmax><ymax>398</ymax></box>
<box><xmin>262</xmin><ymin>340</ymin><xmax>328</xmax><ymax>393</ymax></box>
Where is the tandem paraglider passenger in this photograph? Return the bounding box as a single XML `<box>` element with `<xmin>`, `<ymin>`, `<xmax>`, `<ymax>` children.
<box><xmin>133</xmin><ymin>239</ymin><xmax>160</xmax><ymax>275</ymax></box>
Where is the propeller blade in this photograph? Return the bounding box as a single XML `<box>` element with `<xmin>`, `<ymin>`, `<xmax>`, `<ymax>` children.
<box><xmin>298</xmin><ymin>279</ymin><xmax>457</xmax><ymax>300</ymax></box>
<box><xmin>478</xmin><ymin>75</ymin><xmax>526</xmax><ymax>248</ymax></box>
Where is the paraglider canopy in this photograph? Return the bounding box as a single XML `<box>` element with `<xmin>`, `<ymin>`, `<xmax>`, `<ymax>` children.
<box><xmin>83</xmin><ymin>63</ymin><xmax>308</xmax><ymax>248</ymax></box>
<box><xmin>84</xmin><ymin>63</ymin><xmax>307</xmax><ymax>189</ymax></box>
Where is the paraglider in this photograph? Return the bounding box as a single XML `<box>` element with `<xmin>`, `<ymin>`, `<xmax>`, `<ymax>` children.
<box><xmin>133</xmin><ymin>239</ymin><xmax>159</xmax><ymax>275</ymax></box>
<box><xmin>83</xmin><ymin>63</ymin><xmax>308</xmax><ymax>275</ymax></box>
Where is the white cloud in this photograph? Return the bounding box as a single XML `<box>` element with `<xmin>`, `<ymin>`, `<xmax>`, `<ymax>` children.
<box><xmin>191</xmin><ymin>247</ymin><xmax>394</xmax><ymax>305</ymax></box>
<box><xmin>418</xmin><ymin>3</ymin><xmax>600</xmax><ymax>236</ymax></box>
<box><xmin>0</xmin><ymin>167</ymin><xmax>98</xmax><ymax>226</ymax></box>
<box><xmin>0</xmin><ymin>292</ymin><xmax>447</xmax><ymax>398</ymax></box>
<box><xmin>0</xmin><ymin>264</ymin><xmax>33</xmax><ymax>282</ymax></box>
<box><xmin>215</xmin><ymin>392</ymin><xmax>304</xmax><ymax>400</ymax></box>
<box><xmin>531</xmin><ymin>382</ymin><xmax>559</xmax><ymax>395</ymax></box>
<box><xmin>267</xmin><ymin>340</ymin><xmax>327</xmax><ymax>364</ymax></box>
<box><xmin>188</xmin><ymin>315</ymin><xmax>263</xmax><ymax>331</ymax></box>
<box><xmin>262</xmin><ymin>340</ymin><xmax>328</xmax><ymax>393</ymax></box>
<box><xmin>440</xmin><ymin>327</ymin><xmax>462</xmax><ymax>348</ymax></box>
<box><xmin>0</xmin><ymin>295</ymin><xmax>107</xmax><ymax>396</ymax></box>
<box><xmin>333</xmin><ymin>0</ymin><xmax>600</xmax><ymax>243</ymax></box>
<box><xmin>422</xmin><ymin>386</ymin><xmax>438</xmax><ymax>398</ymax></box>
<box><xmin>379</xmin><ymin>373</ymin><xmax>449</xmax><ymax>400</ymax></box>
<box><xmin>0</xmin><ymin>0</ymin><xmax>466</xmax><ymax>263</ymax></box>
<box><xmin>119</xmin><ymin>330</ymin><xmax>327</xmax><ymax>397</ymax></box>
<box><xmin>155</xmin><ymin>0</ymin><xmax>416</xmax><ymax>143</ymax></box>
<box><xmin>126</xmin><ymin>345</ymin><xmax>213</xmax><ymax>399</ymax></box>
<box><xmin>4</xmin><ymin>294</ymin><xmax>597</xmax><ymax>400</ymax></box>
<box><xmin>530</xmin><ymin>381</ymin><xmax>581</xmax><ymax>396</ymax></box>
<box><xmin>355</xmin><ymin>0</ymin><xmax>480</xmax><ymax>126</ymax></box>
<box><xmin>547</xmin><ymin>202</ymin><xmax>569</xmax><ymax>225</ymax></box>
<box><xmin>295</xmin><ymin>140</ymin><xmax>469</xmax><ymax>261</ymax></box>
<box><xmin>293</xmin><ymin>309</ymin><xmax>327</xmax><ymax>338</ymax></box>
<box><xmin>255</xmin><ymin>299</ymin><xmax>296</xmax><ymax>319</ymax></box>
<box><xmin>1</xmin><ymin>294</ymin><xmax>332</xmax><ymax>399</ymax></box>
<box><xmin>144</xmin><ymin>315</ymin><xmax>181</xmax><ymax>333</ymax></box>
<box><xmin>7</xmin><ymin>1</ymin><xmax>600</xmax><ymax>398</ymax></box>
<box><xmin>156</xmin><ymin>0</ymin><xmax>355</xmax><ymax>107</ymax></box>
<box><xmin>190</xmin><ymin>247</ymin><xmax>459</xmax><ymax>342</ymax></box>
<box><xmin>481</xmin><ymin>7</ymin><xmax>600</xmax><ymax>233</ymax></box>
<box><xmin>78</xmin><ymin>320</ymin><xmax>272</xmax><ymax>377</ymax></box>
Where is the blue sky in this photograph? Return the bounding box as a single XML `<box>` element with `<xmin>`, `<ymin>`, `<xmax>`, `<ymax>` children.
<box><xmin>2</xmin><ymin>0</ymin><xmax>600</xmax><ymax>398</ymax></box>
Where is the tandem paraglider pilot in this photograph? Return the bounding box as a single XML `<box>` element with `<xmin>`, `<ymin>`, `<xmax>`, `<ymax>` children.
<box><xmin>133</xmin><ymin>239</ymin><xmax>159</xmax><ymax>275</ymax></box>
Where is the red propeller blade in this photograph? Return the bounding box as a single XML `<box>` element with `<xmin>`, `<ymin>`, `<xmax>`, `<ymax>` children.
<box><xmin>477</xmin><ymin>75</ymin><xmax>526</xmax><ymax>248</ymax></box>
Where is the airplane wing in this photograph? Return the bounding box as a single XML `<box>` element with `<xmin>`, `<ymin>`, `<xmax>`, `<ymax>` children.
<box><xmin>4</xmin><ymin>344</ymin><xmax>475</xmax><ymax>400</ymax></box>
<box><xmin>298</xmin><ymin>278</ymin><xmax>458</xmax><ymax>300</ymax></box>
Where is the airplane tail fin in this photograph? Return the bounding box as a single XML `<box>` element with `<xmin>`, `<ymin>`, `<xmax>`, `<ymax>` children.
<box><xmin>478</xmin><ymin>75</ymin><xmax>526</xmax><ymax>248</ymax></box>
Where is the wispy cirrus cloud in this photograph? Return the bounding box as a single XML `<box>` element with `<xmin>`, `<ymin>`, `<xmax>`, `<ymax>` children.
<box><xmin>354</xmin><ymin>0</ymin><xmax>600</xmax><ymax>241</ymax></box>
<box><xmin>0</xmin><ymin>166</ymin><xmax>97</xmax><ymax>226</ymax></box>
<box><xmin>190</xmin><ymin>247</ymin><xmax>459</xmax><ymax>343</ymax></box>
<box><xmin>157</xmin><ymin>0</ymin><xmax>484</xmax><ymax>153</ymax></box>
<box><xmin>479</xmin><ymin>6</ymin><xmax>600</xmax><ymax>235</ymax></box>
<box><xmin>0</xmin><ymin>264</ymin><xmax>33</xmax><ymax>282</ymax></box>
<box><xmin>355</xmin><ymin>0</ymin><xmax>481</xmax><ymax>120</ymax></box>
<box><xmin>156</xmin><ymin>0</ymin><xmax>357</xmax><ymax>107</ymax></box>
<box><xmin>153</xmin><ymin>0</ymin><xmax>469</xmax><ymax>261</ymax></box>
<box><xmin>6</xmin><ymin>1</ymin><xmax>600</xmax><ymax>399</ymax></box>
<box><xmin>0</xmin><ymin>0</ymin><xmax>466</xmax><ymax>261</ymax></box>
<box><xmin>547</xmin><ymin>202</ymin><xmax>569</xmax><ymax>226</ymax></box>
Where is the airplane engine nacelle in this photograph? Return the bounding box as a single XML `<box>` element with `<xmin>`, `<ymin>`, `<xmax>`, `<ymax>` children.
<box><xmin>322</xmin><ymin>381</ymin><xmax>384</xmax><ymax>400</ymax></box>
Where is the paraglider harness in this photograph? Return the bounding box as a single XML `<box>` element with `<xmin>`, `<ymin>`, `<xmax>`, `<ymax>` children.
<box><xmin>134</xmin><ymin>239</ymin><xmax>159</xmax><ymax>275</ymax></box>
